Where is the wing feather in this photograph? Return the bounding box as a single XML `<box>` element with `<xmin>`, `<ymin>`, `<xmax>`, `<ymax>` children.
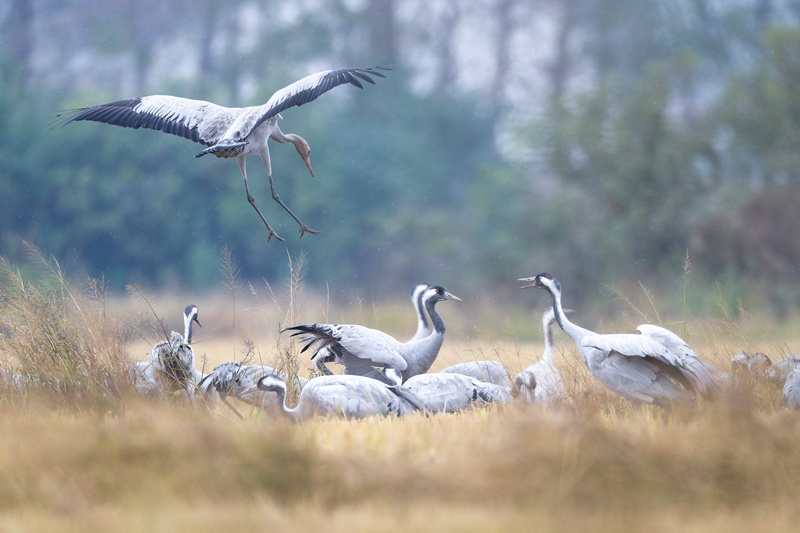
<box><xmin>244</xmin><ymin>66</ymin><xmax>390</xmax><ymax>138</ymax></box>
<box><xmin>60</xmin><ymin>95</ymin><xmax>238</xmax><ymax>146</ymax></box>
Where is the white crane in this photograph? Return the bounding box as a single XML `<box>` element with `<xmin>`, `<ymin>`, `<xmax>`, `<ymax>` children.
<box><xmin>60</xmin><ymin>67</ymin><xmax>389</xmax><ymax>241</ymax></box>
<box><xmin>133</xmin><ymin>304</ymin><xmax>201</xmax><ymax>394</ymax></box>
<box><xmin>311</xmin><ymin>282</ymin><xmax>431</xmax><ymax>375</ymax></box>
<box><xmin>519</xmin><ymin>273</ymin><xmax>717</xmax><ymax>408</ymax></box>
<box><xmin>253</xmin><ymin>373</ymin><xmax>424</xmax><ymax>420</ymax></box>
<box><xmin>286</xmin><ymin>285</ymin><xmax>461</xmax><ymax>384</ymax></box>
<box><xmin>784</xmin><ymin>368</ymin><xmax>800</xmax><ymax>409</ymax></box>
<box><xmin>402</xmin><ymin>372</ymin><xmax>512</xmax><ymax>413</ymax></box>
<box><xmin>198</xmin><ymin>361</ymin><xmax>308</xmax><ymax>413</ymax></box>
<box><xmin>515</xmin><ymin>307</ymin><xmax>568</xmax><ymax>404</ymax></box>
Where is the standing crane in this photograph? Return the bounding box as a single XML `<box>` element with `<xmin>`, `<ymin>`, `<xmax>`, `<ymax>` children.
<box><xmin>286</xmin><ymin>285</ymin><xmax>461</xmax><ymax>384</ymax></box>
<box><xmin>133</xmin><ymin>304</ymin><xmax>201</xmax><ymax>395</ymax></box>
<box><xmin>59</xmin><ymin>67</ymin><xmax>390</xmax><ymax>241</ymax></box>
<box><xmin>514</xmin><ymin>307</ymin><xmax>568</xmax><ymax>404</ymax></box>
<box><xmin>311</xmin><ymin>282</ymin><xmax>431</xmax><ymax>375</ymax></box>
<box><xmin>519</xmin><ymin>273</ymin><xmax>717</xmax><ymax>408</ymax></box>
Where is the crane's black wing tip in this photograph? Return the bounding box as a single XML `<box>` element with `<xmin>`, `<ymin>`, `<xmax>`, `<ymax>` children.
<box><xmin>50</xmin><ymin>108</ymin><xmax>84</xmax><ymax>129</ymax></box>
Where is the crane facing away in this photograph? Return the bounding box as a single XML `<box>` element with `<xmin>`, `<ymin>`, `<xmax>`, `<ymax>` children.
<box><xmin>286</xmin><ymin>285</ymin><xmax>461</xmax><ymax>384</ymax></box>
<box><xmin>59</xmin><ymin>67</ymin><xmax>390</xmax><ymax>241</ymax></box>
<box><xmin>519</xmin><ymin>273</ymin><xmax>717</xmax><ymax>408</ymax></box>
<box><xmin>311</xmin><ymin>282</ymin><xmax>431</xmax><ymax>375</ymax></box>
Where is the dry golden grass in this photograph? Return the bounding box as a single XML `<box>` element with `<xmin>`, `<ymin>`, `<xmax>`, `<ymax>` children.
<box><xmin>3</xmin><ymin>249</ymin><xmax>800</xmax><ymax>532</ymax></box>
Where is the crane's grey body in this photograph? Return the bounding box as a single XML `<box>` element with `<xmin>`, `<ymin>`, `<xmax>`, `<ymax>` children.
<box><xmin>256</xmin><ymin>373</ymin><xmax>422</xmax><ymax>420</ymax></box>
<box><xmin>198</xmin><ymin>361</ymin><xmax>308</xmax><ymax>409</ymax></box>
<box><xmin>515</xmin><ymin>307</ymin><xmax>566</xmax><ymax>404</ymax></box>
<box><xmin>61</xmin><ymin>67</ymin><xmax>389</xmax><ymax>241</ymax></box>
<box><xmin>311</xmin><ymin>282</ymin><xmax>431</xmax><ymax>376</ymax></box>
<box><xmin>287</xmin><ymin>285</ymin><xmax>461</xmax><ymax>384</ymax></box>
<box><xmin>440</xmin><ymin>360</ymin><xmax>512</xmax><ymax>388</ymax></box>
<box><xmin>784</xmin><ymin>368</ymin><xmax>800</xmax><ymax>409</ymax></box>
<box><xmin>132</xmin><ymin>305</ymin><xmax>201</xmax><ymax>395</ymax></box>
<box><xmin>520</xmin><ymin>274</ymin><xmax>716</xmax><ymax>408</ymax></box>
<box><xmin>402</xmin><ymin>373</ymin><xmax>513</xmax><ymax>413</ymax></box>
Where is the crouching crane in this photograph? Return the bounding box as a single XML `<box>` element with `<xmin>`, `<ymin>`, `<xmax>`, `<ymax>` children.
<box><xmin>253</xmin><ymin>372</ymin><xmax>425</xmax><ymax>420</ymax></box>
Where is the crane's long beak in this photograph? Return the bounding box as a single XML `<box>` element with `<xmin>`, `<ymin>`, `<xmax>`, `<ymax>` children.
<box><xmin>194</xmin><ymin>316</ymin><xmax>202</xmax><ymax>328</ymax></box>
<box><xmin>444</xmin><ymin>291</ymin><xmax>462</xmax><ymax>302</ymax></box>
<box><xmin>518</xmin><ymin>277</ymin><xmax>537</xmax><ymax>289</ymax></box>
<box><xmin>305</xmin><ymin>157</ymin><xmax>314</xmax><ymax>177</ymax></box>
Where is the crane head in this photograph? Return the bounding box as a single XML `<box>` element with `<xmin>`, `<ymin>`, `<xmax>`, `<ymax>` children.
<box><xmin>518</xmin><ymin>273</ymin><xmax>560</xmax><ymax>294</ymax></box>
<box><xmin>424</xmin><ymin>285</ymin><xmax>462</xmax><ymax>304</ymax></box>
<box><xmin>291</xmin><ymin>135</ymin><xmax>314</xmax><ymax>177</ymax></box>
<box><xmin>184</xmin><ymin>304</ymin><xmax>202</xmax><ymax>328</ymax></box>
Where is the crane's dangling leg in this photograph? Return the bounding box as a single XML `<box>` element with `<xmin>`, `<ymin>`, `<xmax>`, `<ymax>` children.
<box><xmin>237</xmin><ymin>156</ymin><xmax>285</xmax><ymax>242</ymax></box>
<box><xmin>259</xmin><ymin>153</ymin><xmax>321</xmax><ymax>238</ymax></box>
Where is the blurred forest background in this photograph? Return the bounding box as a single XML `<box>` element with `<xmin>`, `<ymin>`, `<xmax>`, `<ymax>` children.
<box><xmin>2</xmin><ymin>0</ymin><xmax>800</xmax><ymax>315</ymax></box>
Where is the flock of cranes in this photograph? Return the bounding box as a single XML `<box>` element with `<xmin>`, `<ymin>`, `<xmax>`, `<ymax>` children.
<box><xmin>59</xmin><ymin>65</ymin><xmax>800</xmax><ymax>417</ymax></box>
<box><xmin>131</xmin><ymin>275</ymin><xmax>800</xmax><ymax>420</ymax></box>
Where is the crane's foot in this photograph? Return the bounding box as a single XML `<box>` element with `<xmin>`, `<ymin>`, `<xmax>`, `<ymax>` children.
<box><xmin>267</xmin><ymin>229</ymin><xmax>286</xmax><ymax>242</ymax></box>
<box><xmin>298</xmin><ymin>225</ymin><xmax>322</xmax><ymax>238</ymax></box>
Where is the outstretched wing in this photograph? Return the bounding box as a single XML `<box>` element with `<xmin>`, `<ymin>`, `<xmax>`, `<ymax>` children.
<box><xmin>59</xmin><ymin>95</ymin><xmax>239</xmax><ymax>147</ymax></box>
<box><xmin>243</xmin><ymin>66</ymin><xmax>390</xmax><ymax>138</ymax></box>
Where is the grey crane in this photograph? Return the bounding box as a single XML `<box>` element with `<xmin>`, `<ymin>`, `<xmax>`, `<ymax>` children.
<box><xmin>59</xmin><ymin>67</ymin><xmax>389</xmax><ymax>241</ymax></box>
<box><xmin>515</xmin><ymin>307</ymin><xmax>568</xmax><ymax>404</ymax></box>
<box><xmin>198</xmin><ymin>361</ymin><xmax>308</xmax><ymax>414</ymax></box>
<box><xmin>731</xmin><ymin>352</ymin><xmax>800</xmax><ymax>384</ymax></box>
<box><xmin>519</xmin><ymin>273</ymin><xmax>717</xmax><ymax>408</ymax></box>
<box><xmin>402</xmin><ymin>372</ymin><xmax>513</xmax><ymax>413</ymax></box>
<box><xmin>286</xmin><ymin>285</ymin><xmax>461</xmax><ymax>384</ymax></box>
<box><xmin>440</xmin><ymin>360</ymin><xmax>512</xmax><ymax>389</ymax></box>
<box><xmin>134</xmin><ymin>304</ymin><xmax>201</xmax><ymax>394</ymax></box>
<box><xmin>311</xmin><ymin>282</ymin><xmax>431</xmax><ymax>375</ymax></box>
<box><xmin>784</xmin><ymin>368</ymin><xmax>800</xmax><ymax>409</ymax></box>
<box><xmin>253</xmin><ymin>373</ymin><xmax>424</xmax><ymax>420</ymax></box>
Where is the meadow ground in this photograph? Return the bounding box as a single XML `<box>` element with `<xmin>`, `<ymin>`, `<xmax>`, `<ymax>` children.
<box><xmin>2</xmin><ymin>256</ymin><xmax>800</xmax><ymax>532</ymax></box>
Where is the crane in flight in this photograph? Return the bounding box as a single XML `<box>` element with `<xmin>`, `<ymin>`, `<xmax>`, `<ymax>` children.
<box><xmin>59</xmin><ymin>66</ymin><xmax>390</xmax><ymax>241</ymax></box>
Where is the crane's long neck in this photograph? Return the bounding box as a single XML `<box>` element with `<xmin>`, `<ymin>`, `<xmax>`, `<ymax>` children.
<box><xmin>272</xmin><ymin>381</ymin><xmax>301</xmax><ymax>420</ymax></box>
<box><xmin>402</xmin><ymin>299</ymin><xmax>446</xmax><ymax>379</ymax></box>
<box><xmin>542</xmin><ymin>310</ymin><xmax>556</xmax><ymax>366</ymax></box>
<box><xmin>270</xmin><ymin>126</ymin><xmax>293</xmax><ymax>144</ymax></box>
<box><xmin>270</xmin><ymin>125</ymin><xmax>303</xmax><ymax>148</ymax></box>
<box><xmin>413</xmin><ymin>293</ymin><xmax>430</xmax><ymax>340</ymax></box>
<box><xmin>547</xmin><ymin>287</ymin><xmax>591</xmax><ymax>346</ymax></box>
<box><xmin>183</xmin><ymin>315</ymin><xmax>195</xmax><ymax>344</ymax></box>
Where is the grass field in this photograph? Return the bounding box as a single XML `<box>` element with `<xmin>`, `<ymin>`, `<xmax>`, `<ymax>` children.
<box><xmin>2</xmin><ymin>252</ymin><xmax>800</xmax><ymax>532</ymax></box>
